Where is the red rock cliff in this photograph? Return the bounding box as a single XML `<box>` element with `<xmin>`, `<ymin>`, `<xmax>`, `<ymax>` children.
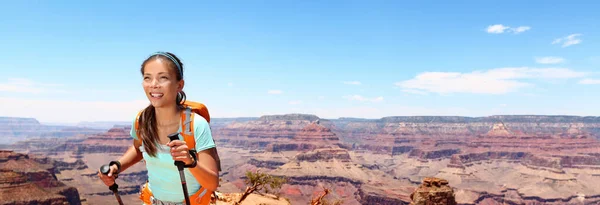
<box><xmin>0</xmin><ymin>150</ymin><xmax>82</xmax><ymax>205</ymax></box>
<box><xmin>409</xmin><ymin>177</ymin><xmax>456</xmax><ymax>205</ymax></box>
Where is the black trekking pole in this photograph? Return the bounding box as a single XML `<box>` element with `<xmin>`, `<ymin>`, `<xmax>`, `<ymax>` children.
<box><xmin>100</xmin><ymin>164</ymin><xmax>124</xmax><ymax>205</ymax></box>
<box><xmin>169</xmin><ymin>133</ymin><xmax>191</xmax><ymax>205</ymax></box>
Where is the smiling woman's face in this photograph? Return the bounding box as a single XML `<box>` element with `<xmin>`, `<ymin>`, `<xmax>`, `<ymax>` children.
<box><xmin>142</xmin><ymin>58</ymin><xmax>183</xmax><ymax>108</ymax></box>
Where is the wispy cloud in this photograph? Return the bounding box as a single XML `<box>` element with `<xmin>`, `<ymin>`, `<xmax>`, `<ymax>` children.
<box><xmin>0</xmin><ymin>78</ymin><xmax>67</xmax><ymax>94</ymax></box>
<box><xmin>267</xmin><ymin>90</ymin><xmax>283</xmax><ymax>94</ymax></box>
<box><xmin>552</xmin><ymin>34</ymin><xmax>582</xmax><ymax>47</ymax></box>
<box><xmin>535</xmin><ymin>57</ymin><xmax>565</xmax><ymax>64</ymax></box>
<box><xmin>511</xmin><ymin>26</ymin><xmax>531</xmax><ymax>34</ymax></box>
<box><xmin>395</xmin><ymin>67</ymin><xmax>586</xmax><ymax>95</ymax></box>
<box><xmin>578</xmin><ymin>78</ymin><xmax>600</xmax><ymax>85</ymax></box>
<box><xmin>343</xmin><ymin>81</ymin><xmax>361</xmax><ymax>85</ymax></box>
<box><xmin>486</xmin><ymin>24</ymin><xmax>531</xmax><ymax>34</ymax></box>
<box><xmin>288</xmin><ymin>100</ymin><xmax>302</xmax><ymax>105</ymax></box>
<box><xmin>343</xmin><ymin>95</ymin><xmax>383</xmax><ymax>102</ymax></box>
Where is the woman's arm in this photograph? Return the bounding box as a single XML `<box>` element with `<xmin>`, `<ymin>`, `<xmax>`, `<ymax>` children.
<box><xmin>113</xmin><ymin>144</ymin><xmax>144</xmax><ymax>173</ymax></box>
<box><xmin>188</xmin><ymin>148</ymin><xmax>219</xmax><ymax>191</ymax></box>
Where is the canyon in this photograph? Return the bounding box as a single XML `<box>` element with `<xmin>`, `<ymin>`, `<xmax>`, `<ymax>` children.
<box><xmin>0</xmin><ymin>150</ymin><xmax>82</xmax><ymax>205</ymax></box>
<box><xmin>1</xmin><ymin>114</ymin><xmax>600</xmax><ymax>204</ymax></box>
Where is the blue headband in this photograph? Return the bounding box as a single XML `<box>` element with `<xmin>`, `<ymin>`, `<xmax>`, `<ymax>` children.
<box><xmin>151</xmin><ymin>52</ymin><xmax>183</xmax><ymax>77</ymax></box>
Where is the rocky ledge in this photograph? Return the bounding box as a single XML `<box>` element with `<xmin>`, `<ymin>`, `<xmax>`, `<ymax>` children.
<box><xmin>409</xmin><ymin>177</ymin><xmax>457</xmax><ymax>205</ymax></box>
<box><xmin>295</xmin><ymin>148</ymin><xmax>351</xmax><ymax>163</ymax></box>
<box><xmin>0</xmin><ymin>150</ymin><xmax>82</xmax><ymax>205</ymax></box>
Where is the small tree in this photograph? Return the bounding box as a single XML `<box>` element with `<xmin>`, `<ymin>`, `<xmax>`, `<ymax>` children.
<box><xmin>310</xmin><ymin>188</ymin><xmax>343</xmax><ymax>205</ymax></box>
<box><xmin>236</xmin><ymin>170</ymin><xmax>287</xmax><ymax>204</ymax></box>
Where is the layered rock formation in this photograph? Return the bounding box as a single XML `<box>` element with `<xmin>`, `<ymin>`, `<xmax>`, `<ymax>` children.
<box><xmin>409</xmin><ymin>177</ymin><xmax>456</xmax><ymax>205</ymax></box>
<box><xmin>213</xmin><ymin>114</ymin><xmax>343</xmax><ymax>152</ymax></box>
<box><xmin>335</xmin><ymin>116</ymin><xmax>600</xmax><ymax>149</ymax></box>
<box><xmin>213</xmin><ymin>115</ymin><xmax>412</xmax><ymax>204</ymax></box>
<box><xmin>5</xmin><ymin>114</ymin><xmax>600</xmax><ymax>205</ymax></box>
<box><xmin>386</xmin><ymin>121</ymin><xmax>600</xmax><ymax>204</ymax></box>
<box><xmin>78</xmin><ymin>126</ymin><xmax>133</xmax><ymax>153</ymax></box>
<box><xmin>266</xmin><ymin>121</ymin><xmax>344</xmax><ymax>152</ymax></box>
<box><xmin>0</xmin><ymin>117</ymin><xmax>104</xmax><ymax>145</ymax></box>
<box><xmin>2</xmin><ymin>124</ymin><xmax>148</xmax><ymax>205</ymax></box>
<box><xmin>206</xmin><ymin>114</ymin><xmax>600</xmax><ymax>204</ymax></box>
<box><xmin>13</xmin><ymin>126</ymin><xmax>134</xmax><ymax>156</ymax></box>
<box><xmin>0</xmin><ymin>150</ymin><xmax>82</xmax><ymax>205</ymax></box>
<box><xmin>0</xmin><ymin>117</ymin><xmax>48</xmax><ymax>137</ymax></box>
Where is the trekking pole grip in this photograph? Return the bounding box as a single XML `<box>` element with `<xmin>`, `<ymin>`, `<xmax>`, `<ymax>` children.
<box><xmin>168</xmin><ymin>132</ymin><xmax>191</xmax><ymax>205</ymax></box>
<box><xmin>100</xmin><ymin>164</ymin><xmax>124</xmax><ymax>205</ymax></box>
<box><xmin>168</xmin><ymin>133</ymin><xmax>186</xmax><ymax>168</ymax></box>
<box><xmin>100</xmin><ymin>164</ymin><xmax>119</xmax><ymax>190</ymax></box>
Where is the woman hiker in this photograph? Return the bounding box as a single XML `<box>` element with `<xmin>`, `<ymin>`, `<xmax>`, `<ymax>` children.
<box><xmin>97</xmin><ymin>51</ymin><xmax>219</xmax><ymax>205</ymax></box>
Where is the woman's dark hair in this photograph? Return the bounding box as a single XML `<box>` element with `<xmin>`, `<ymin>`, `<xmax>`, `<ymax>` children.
<box><xmin>137</xmin><ymin>52</ymin><xmax>186</xmax><ymax>157</ymax></box>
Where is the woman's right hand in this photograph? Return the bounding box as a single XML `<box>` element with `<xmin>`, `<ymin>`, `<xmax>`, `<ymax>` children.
<box><xmin>97</xmin><ymin>164</ymin><xmax>119</xmax><ymax>187</ymax></box>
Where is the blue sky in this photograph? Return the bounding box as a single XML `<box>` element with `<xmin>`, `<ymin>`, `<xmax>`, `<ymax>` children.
<box><xmin>0</xmin><ymin>1</ymin><xmax>599</xmax><ymax>123</ymax></box>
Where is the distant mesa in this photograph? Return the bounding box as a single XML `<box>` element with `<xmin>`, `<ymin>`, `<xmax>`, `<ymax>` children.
<box><xmin>294</xmin><ymin>121</ymin><xmax>340</xmax><ymax>142</ymax></box>
<box><xmin>258</xmin><ymin>114</ymin><xmax>321</xmax><ymax>122</ymax></box>
<box><xmin>75</xmin><ymin>121</ymin><xmax>130</xmax><ymax>129</ymax></box>
<box><xmin>485</xmin><ymin>121</ymin><xmax>512</xmax><ymax>137</ymax></box>
<box><xmin>566</xmin><ymin>123</ymin><xmax>585</xmax><ymax>135</ymax></box>
<box><xmin>0</xmin><ymin>116</ymin><xmax>105</xmax><ymax>145</ymax></box>
<box><xmin>266</xmin><ymin>121</ymin><xmax>342</xmax><ymax>152</ymax></box>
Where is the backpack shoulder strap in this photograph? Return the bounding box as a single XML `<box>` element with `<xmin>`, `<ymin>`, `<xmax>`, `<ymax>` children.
<box><xmin>180</xmin><ymin>106</ymin><xmax>196</xmax><ymax>150</ymax></box>
<box><xmin>133</xmin><ymin>110</ymin><xmax>143</xmax><ymax>148</ymax></box>
<box><xmin>180</xmin><ymin>102</ymin><xmax>221</xmax><ymax>171</ymax></box>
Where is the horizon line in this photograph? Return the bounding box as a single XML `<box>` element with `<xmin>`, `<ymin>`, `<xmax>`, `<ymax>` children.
<box><xmin>3</xmin><ymin>113</ymin><xmax>600</xmax><ymax>125</ymax></box>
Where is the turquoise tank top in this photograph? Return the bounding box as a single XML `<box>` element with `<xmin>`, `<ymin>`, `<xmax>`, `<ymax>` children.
<box><xmin>130</xmin><ymin>113</ymin><xmax>216</xmax><ymax>202</ymax></box>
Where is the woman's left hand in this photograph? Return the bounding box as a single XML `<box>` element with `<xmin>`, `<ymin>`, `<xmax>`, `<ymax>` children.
<box><xmin>167</xmin><ymin>140</ymin><xmax>194</xmax><ymax>166</ymax></box>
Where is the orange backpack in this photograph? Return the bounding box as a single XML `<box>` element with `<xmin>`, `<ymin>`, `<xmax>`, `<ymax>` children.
<box><xmin>134</xmin><ymin>101</ymin><xmax>221</xmax><ymax>205</ymax></box>
<box><xmin>133</xmin><ymin>100</ymin><xmax>221</xmax><ymax>170</ymax></box>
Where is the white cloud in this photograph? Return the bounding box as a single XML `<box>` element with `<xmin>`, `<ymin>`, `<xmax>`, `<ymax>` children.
<box><xmin>288</xmin><ymin>100</ymin><xmax>302</xmax><ymax>105</ymax></box>
<box><xmin>343</xmin><ymin>95</ymin><xmax>383</xmax><ymax>103</ymax></box>
<box><xmin>0</xmin><ymin>97</ymin><xmax>148</xmax><ymax>123</ymax></box>
<box><xmin>552</xmin><ymin>34</ymin><xmax>582</xmax><ymax>47</ymax></box>
<box><xmin>578</xmin><ymin>78</ymin><xmax>600</xmax><ymax>85</ymax></box>
<box><xmin>535</xmin><ymin>57</ymin><xmax>565</xmax><ymax>64</ymax></box>
<box><xmin>395</xmin><ymin>67</ymin><xmax>586</xmax><ymax>95</ymax></box>
<box><xmin>511</xmin><ymin>26</ymin><xmax>531</xmax><ymax>34</ymax></box>
<box><xmin>0</xmin><ymin>78</ymin><xmax>67</xmax><ymax>94</ymax></box>
<box><xmin>267</xmin><ymin>90</ymin><xmax>283</xmax><ymax>94</ymax></box>
<box><xmin>343</xmin><ymin>81</ymin><xmax>361</xmax><ymax>85</ymax></box>
<box><xmin>486</xmin><ymin>24</ymin><xmax>530</xmax><ymax>34</ymax></box>
<box><xmin>486</xmin><ymin>24</ymin><xmax>510</xmax><ymax>33</ymax></box>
